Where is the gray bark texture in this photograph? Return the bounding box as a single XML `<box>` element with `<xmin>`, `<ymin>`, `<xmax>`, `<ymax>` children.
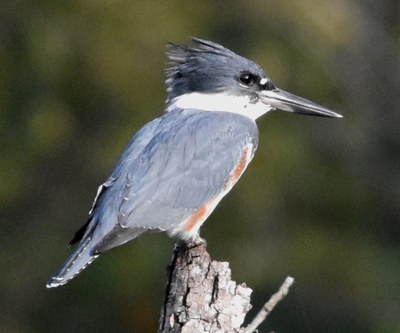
<box><xmin>158</xmin><ymin>242</ymin><xmax>253</xmax><ymax>333</ymax></box>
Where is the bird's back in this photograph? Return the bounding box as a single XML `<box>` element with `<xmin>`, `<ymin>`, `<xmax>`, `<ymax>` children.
<box><xmin>92</xmin><ymin>109</ymin><xmax>259</xmax><ymax>248</ymax></box>
<box><xmin>48</xmin><ymin>109</ymin><xmax>258</xmax><ymax>287</ymax></box>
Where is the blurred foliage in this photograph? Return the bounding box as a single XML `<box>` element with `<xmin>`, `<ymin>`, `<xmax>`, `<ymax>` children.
<box><xmin>1</xmin><ymin>0</ymin><xmax>399</xmax><ymax>332</ymax></box>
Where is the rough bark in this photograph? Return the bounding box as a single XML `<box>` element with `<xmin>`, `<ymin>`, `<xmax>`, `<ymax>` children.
<box><xmin>158</xmin><ymin>242</ymin><xmax>252</xmax><ymax>333</ymax></box>
<box><xmin>158</xmin><ymin>241</ymin><xmax>294</xmax><ymax>333</ymax></box>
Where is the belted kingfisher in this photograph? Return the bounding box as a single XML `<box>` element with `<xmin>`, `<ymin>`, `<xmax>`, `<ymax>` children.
<box><xmin>47</xmin><ymin>38</ymin><xmax>342</xmax><ymax>288</ymax></box>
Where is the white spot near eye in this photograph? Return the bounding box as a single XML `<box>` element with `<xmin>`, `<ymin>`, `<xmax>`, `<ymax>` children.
<box><xmin>259</xmin><ymin>78</ymin><xmax>268</xmax><ymax>86</ymax></box>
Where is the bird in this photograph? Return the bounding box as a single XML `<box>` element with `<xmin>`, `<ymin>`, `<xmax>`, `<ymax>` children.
<box><xmin>47</xmin><ymin>38</ymin><xmax>342</xmax><ymax>288</ymax></box>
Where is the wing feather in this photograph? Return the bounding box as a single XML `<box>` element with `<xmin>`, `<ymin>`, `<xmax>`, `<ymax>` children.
<box><xmin>91</xmin><ymin>109</ymin><xmax>258</xmax><ymax>252</ymax></box>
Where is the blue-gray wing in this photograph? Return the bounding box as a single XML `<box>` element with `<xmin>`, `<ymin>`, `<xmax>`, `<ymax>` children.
<box><xmin>91</xmin><ymin>109</ymin><xmax>259</xmax><ymax>252</ymax></box>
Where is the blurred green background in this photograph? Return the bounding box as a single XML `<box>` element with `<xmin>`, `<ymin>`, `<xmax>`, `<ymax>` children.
<box><xmin>1</xmin><ymin>0</ymin><xmax>399</xmax><ymax>332</ymax></box>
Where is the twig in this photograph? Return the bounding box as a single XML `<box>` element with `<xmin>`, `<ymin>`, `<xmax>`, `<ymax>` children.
<box><xmin>244</xmin><ymin>276</ymin><xmax>295</xmax><ymax>333</ymax></box>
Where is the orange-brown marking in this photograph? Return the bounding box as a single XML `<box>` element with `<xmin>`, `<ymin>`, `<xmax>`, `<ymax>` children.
<box><xmin>184</xmin><ymin>205</ymin><xmax>208</xmax><ymax>233</ymax></box>
<box><xmin>230</xmin><ymin>147</ymin><xmax>250</xmax><ymax>185</ymax></box>
<box><xmin>183</xmin><ymin>146</ymin><xmax>251</xmax><ymax>234</ymax></box>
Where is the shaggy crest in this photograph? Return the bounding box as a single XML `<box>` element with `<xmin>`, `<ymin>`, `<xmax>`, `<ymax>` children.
<box><xmin>165</xmin><ymin>38</ymin><xmax>262</xmax><ymax>103</ymax></box>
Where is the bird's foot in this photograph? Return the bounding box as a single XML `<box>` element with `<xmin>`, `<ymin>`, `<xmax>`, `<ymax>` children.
<box><xmin>188</xmin><ymin>233</ymin><xmax>206</xmax><ymax>248</ymax></box>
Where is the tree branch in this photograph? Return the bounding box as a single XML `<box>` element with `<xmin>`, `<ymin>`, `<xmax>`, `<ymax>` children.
<box><xmin>158</xmin><ymin>241</ymin><xmax>294</xmax><ymax>333</ymax></box>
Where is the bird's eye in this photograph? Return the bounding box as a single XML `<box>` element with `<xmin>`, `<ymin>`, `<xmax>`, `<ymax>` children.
<box><xmin>239</xmin><ymin>72</ymin><xmax>255</xmax><ymax>86</ymax></box>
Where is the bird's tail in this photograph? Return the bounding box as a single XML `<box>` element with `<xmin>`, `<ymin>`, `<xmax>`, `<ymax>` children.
<box><xmin>46</xmin><ymin>237</ymin><xmax>98</xmax><ymax>288</ymax></box>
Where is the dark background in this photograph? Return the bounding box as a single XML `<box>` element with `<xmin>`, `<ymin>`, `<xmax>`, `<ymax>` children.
<box><xmin>1</xmin><ymin>1</ymin><xmax>399</xmax><ymax>332</ymax></box>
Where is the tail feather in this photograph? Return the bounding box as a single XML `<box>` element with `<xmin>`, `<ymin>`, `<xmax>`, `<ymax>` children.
<box><xmin>47</xmin><ymin>237</ymin><xmax>98</xmax><ymax>288</ymax></box>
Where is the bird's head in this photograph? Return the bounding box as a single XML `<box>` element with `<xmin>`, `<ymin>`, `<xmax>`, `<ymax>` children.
<box><xmin>166</xmin><ymin>38</ymin><xmax>342</xmax><ymax>120</ymax></box>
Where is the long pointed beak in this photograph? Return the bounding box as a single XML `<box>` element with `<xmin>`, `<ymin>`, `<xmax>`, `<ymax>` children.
<box><xmin>258</xmin><ymin>88</ymin><xmax>342</xmax><ymax>118</ymax></box>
